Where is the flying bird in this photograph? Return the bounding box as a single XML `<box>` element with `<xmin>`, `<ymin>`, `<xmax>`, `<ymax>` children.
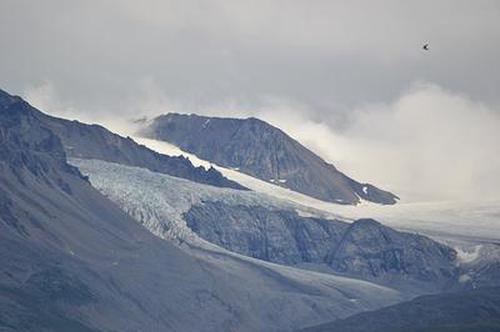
<box><xmin>423</xmin><ymin>43</ymin><xmax>430</xmax><ymax>51</ymax></box>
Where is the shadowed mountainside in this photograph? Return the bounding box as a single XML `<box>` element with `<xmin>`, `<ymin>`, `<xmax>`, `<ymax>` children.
<box><xmin>301</xmin><ymin>287</ymin><xmax>500</xmax><ymax>332</ymax></box>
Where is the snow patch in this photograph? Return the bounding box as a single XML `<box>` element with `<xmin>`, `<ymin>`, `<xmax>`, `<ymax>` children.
<box><xmin>456</xmin><ymin>245</ymin><xmax>482</xmax><ymax>264</ymax></box>
<box><xmin>459</xmin><ymin>274</ymin><xmax>472</xmax><ymax>283</ymax></box>
<box><xmin>296</xmin><ymin>210</ymin><xmax>317</xmax><ymax>218</ymax></box>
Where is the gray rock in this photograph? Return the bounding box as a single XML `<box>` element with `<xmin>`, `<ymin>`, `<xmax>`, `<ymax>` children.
<box><xmin>185</xmin><ymin>202</ymin><xmax>349</xmax><ymax>265</ymax></box>
<box><xmin>328</xmin><ymin>219</ymin><xmax>458</xmax><ymax>292</ymax></box>
<box><xmin>184</xmin><ymin>201</ymin><xmax>458</xmax><ymax>293</ymax></box>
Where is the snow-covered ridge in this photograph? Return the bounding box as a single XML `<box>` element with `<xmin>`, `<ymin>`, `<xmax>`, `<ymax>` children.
<box><xmin>132</xmin><ymin>137</ymin><xmax>367</xmax><ymax>209</ymax></box>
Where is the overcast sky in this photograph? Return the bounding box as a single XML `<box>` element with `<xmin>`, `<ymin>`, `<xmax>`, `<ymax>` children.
<box><xmin>1</xmin><ymin>0</ymin><xmax>499</xmax><ymax>202</ymax></box>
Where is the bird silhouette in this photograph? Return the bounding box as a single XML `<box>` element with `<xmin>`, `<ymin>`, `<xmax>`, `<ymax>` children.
<box><xmin>423</xmin><ymin>43</ymin><xmax>430</xmax><ymax>51</ymax></box>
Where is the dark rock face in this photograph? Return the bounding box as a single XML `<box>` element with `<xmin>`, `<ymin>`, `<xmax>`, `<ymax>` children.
<box><xmin>300</xmin><ymin>287</ymin><xmax>500</xmax><ymax>332</ymax></box>
<box><xmin>185</xmin><ymin>202</ymin><xmax>349</xmax><ymax>265</ymax></box>
<box><xmin>184</xmin><ymin>202</ymin><xmax>458</xmax><ymax>292</ymax></box>
<box><xmin>0</xmin><ymin>90</ymin><xmax>113</xmax><ymax>331</ymax></box>
<box><xmin>328</xmin><ymin>219</ymin><xmax>458</xmax><ymax>290</ymax></box>
<box><xmin>0</xmin><ymin>90</ymin><xmax>85</xmax><ymax>186</ymax></box>
<box><xmin>141</xmin><ymin>113</ymin><xmax>398</xmax><ymax>205</ymax></box>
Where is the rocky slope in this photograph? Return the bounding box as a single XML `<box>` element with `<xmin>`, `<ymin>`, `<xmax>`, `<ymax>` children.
<box><xmin>185</xmin><ymin>202</ymin><xmax>458</xmax><ymax>292</ymax></box>
<box><xmin>140</xmin><ymin>113</ymin><xmax>398</xmax><ymax>205</ymax></box>
<box><xmin>301</xmin><ymin>287</ymin><xmax>500</xmax><ymax>332</ymax></box>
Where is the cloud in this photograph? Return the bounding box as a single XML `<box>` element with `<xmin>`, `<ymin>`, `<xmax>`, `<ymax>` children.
<box><xmin>23</xmin><ymin>81</ymin><xmax>143</xmax><ymax>136</ymax></box>
<box><xmin>23</xmin><ymin>81</ymin><xmax>84</xmax><ymax>120</ymax></box>
<box><xmin>249</xmin><ymin>83</ymin><xmax>500</xmax><ymax>202</ymax></box>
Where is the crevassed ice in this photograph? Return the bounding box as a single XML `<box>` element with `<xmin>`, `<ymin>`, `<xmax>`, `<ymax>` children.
<box><xmin>70</xmin><ymin>158</ymin><xmax>311</xmax><ymax>245</ymax></box>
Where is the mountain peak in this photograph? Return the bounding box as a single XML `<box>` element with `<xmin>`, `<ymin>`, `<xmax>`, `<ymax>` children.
<box><xmin>141</xmin><ymin>112</ymin><xmax>399</xmax><ymax>205</ymax></box>
<box><xmin>0</xmin><ymin>89</ymin><xmax>30</xmax><ymax>114</ymax></box>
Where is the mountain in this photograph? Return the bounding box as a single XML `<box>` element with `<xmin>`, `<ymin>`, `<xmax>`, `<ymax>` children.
<box><xmin>300</xmin><ymin>287</ymin><xmax>500</xmax><ymax>332</ymax></box>
<box><xmin>0</xmin><ymin>90</ymin><xmax>406</xmax><ymax>331</ymax></box>
<box><xmin>139</xmin><ymin>113</ymin><xmax>399</xmax><ymax>205</ymax></box>
<box><xmin>0</xmin><ymin>91</ymin><xmax>244</xmax><ymax>190</ymax></box>
<box><xmin>4</xmin><ymin>89</ymin><xmax>498</xmax><ymax>331</ymax></box>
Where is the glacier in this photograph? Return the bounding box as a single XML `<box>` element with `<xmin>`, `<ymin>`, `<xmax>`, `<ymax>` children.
<box><xmin>70</xmin><ymin>158</ymin><xmax>476</xmax><ymax>295</ymax></box>
<box><xmin>70</xmin><ymin>158</ymin><xmax>302</xmax><ymax>245</ymax></box>
<box><xmin>132</xmin><ymin>137</ymin><xmax>500</xmax><ymax>244</ymax></box>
